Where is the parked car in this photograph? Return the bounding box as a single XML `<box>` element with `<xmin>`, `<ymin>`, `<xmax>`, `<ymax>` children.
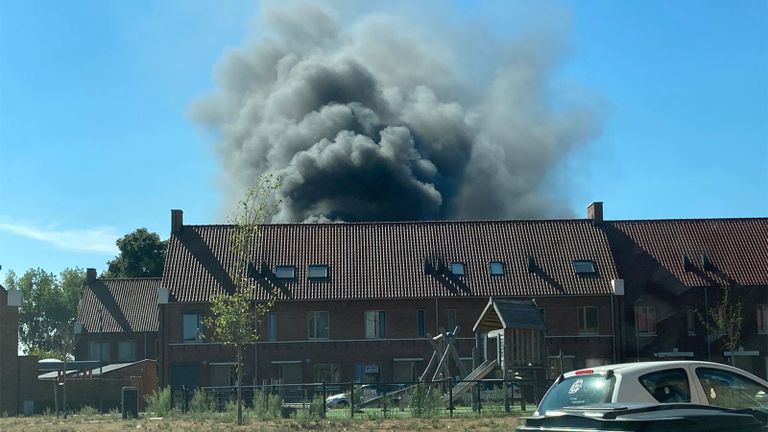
<box><xmin>326</xmin><ymin>384</ymin><xmax>407</xmax><ymax>409</ymax></box>
<box><xmin>519</xmin><ymin>403</ymin><xmax>768</xmax><ymax>432</ymax></box>
<box><xmin>535</xmin><ymin>361</ymin><xmax>768</xmax><ymax>416</ymax></box>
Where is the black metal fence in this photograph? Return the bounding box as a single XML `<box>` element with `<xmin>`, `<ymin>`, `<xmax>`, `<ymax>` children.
<box><xmin>170</xmin><ymin>378</ymin><xmax>552</xmax><ymax>419</ymax></box>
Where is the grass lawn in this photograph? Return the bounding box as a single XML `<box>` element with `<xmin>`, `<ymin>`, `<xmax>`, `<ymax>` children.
<box><xmin>0</xmin><ymin>414</ymin><xmax>522</xmax><ymax>431</ymax></box>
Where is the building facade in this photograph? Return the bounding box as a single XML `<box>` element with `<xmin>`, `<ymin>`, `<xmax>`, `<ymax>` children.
<box><xmin>158</xmin><ymin>207</ymin><xmax>625</xmax><ymax>388</ymax></box>
<box><xmin>74</xmin><ymin>269</ymin><xmax>160</xmax><ymax>364</ymax></box>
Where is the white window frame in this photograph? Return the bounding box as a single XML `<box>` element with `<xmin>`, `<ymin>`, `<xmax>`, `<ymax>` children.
<box><xmin>758</xmin><ymin>304</ymin><xmax>768</xmax><ymax>334</ymax></box>
<box><xmin>182</xmin><ymin>312</ymin><xmax>203</xmax><ymax>343</ymax></box>
<box><xmin>635</xmin><ymin>305</ymin><xmax>657</xmax><ymax>336</ymax></box>
<box><xmin>308</xmin><ymin>311</ymin><xmax>330</xmax><ymax>339</ymax></box>
<box><xmin>365</xmin><ymin>310</ymin><xmax>386</xmax><ymax>339</ymax></box>
<box><xmin>577</xmin><ymin>306</ymin><xmax>599</xmax><ymax>335</ymax></box>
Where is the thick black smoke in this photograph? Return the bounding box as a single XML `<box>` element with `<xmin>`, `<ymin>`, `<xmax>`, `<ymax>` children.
<box><xmin>191</xmin><ymin>2</ymin><xmax>603</xmax><ymax>222</ymax></box>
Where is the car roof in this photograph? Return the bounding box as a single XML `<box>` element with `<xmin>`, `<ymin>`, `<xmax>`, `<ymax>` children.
<box><xmin>563</xmin><ymin>360</ymin><xmax>754</xmax><ymax>378</ymax></box>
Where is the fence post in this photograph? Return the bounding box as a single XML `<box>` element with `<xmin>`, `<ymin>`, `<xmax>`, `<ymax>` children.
<box><xmin>476</xmin><ymin>381</ymin><xmax>482</xmax><ymax>414</ymax></box>
<box><xmin>182</xmin><ymin>385</ymin><xmax>189</xmax><ymax>413</ymax></box>
<box><xmin>504</xmin><ymin>377</ymin><xmax>510</xmax><ymax>413</ymax></box>
<box><xmin>448</xmin><ymin>377</ymin><xmax>454</xmax><ymax>418</ymax></box>
<box><xmin>350</xmin><ymin>382</ymin><xmax>355</xmax><ymax>418</ymax></box>
<box><xmin>520</xmin><ymin>383</ymin><xmax>526</xmax><ymax>412</ymax></box>
<box><xmin>322</xmin><ymin>382</ymin><xmax>327</xmax><ymax>419</ymax></box>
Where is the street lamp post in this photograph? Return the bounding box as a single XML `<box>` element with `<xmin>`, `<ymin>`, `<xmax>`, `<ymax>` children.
<box><xmin>634</xmin><ymin>298</ymin><xmax>641</xmax><ymax>362</ymax></box>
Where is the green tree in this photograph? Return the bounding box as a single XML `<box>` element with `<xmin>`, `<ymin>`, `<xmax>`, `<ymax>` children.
<box><xmin>205</xmin><ymin>174</ymin><xmax>280</xmax><ymax>425</ymax></box>
<box><xmin>105</xmin><ymin>228</ymin><xmax>167</xmax><ymax>277</ymax></box>
<box><xmin>4</xmin><ymin>268</ymin><xmax>85</xmax><ymax>354</ymax></box>
<box><xmin>700</xmin><ymin>284</ymin><xmax>743</xmax><ymax>363</ymax></box>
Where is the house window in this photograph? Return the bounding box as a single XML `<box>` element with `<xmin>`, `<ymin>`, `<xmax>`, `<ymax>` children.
<box><xmin>758</xmin><ymin>304</ymin><xmax>768</xmax><ymax>334</ymax></box>
<box><xmin>577</xmin><ymin>306</ymin><xmax>599</xmax><ymax>335</ymax></box>
<box><xmin>417</xmin><ymin>309</ymin><xmax>425</xmax><ymax>337</ymax></box>
<box><xmin>636</xmin><ymin>305</ymin><xmax>657</xmax><ymax>335</ymax></box>
<box><xmin>447</xmin><ymin>309</ymin><xmax>457</xmax><ymax>331</ymax></box>
<box><xmin>686</xmin><ymin>306</ymin><xmax>696</xmax><ymax>335</ymax></box>
<box><xmin>308</xmin><ymin>311</ymin><xmax>329</xmax><ymax>339</ymax></box>
<box><xmin>182</xmin><ymin>312</ymin><xmax>203</xmax><ymax>342</ymax></box>
<box><xmin>365</xmin><ymin>310</ymin><xmax>386</xmax><ymax>339</ymax></box>
<box><xmin>275</xmin><ymin>266</ymin><xmax>295</xmax><ymax>279</ymax></box>
<box><xmin>573</xmin><ymin>260</ymin><xmax>596</xmax><ymax>274</ymax></box>
<box><xmin>489</xmin><ymin>261</ymin><xmax>504</xmax><ymax>276</ymax></box>
<box><xmin>117</xmin><ymin>340</ymin><xmax>135</xmax><ymax>362</ymax></box>
<box><xmin>308</xmin><ymin>265</ymin><xmax>329</xmax><ymax>279</ymax></box>
<box><xmin>268</xmin><ymin>312</ymin><xmax>277</xmax><ymax>340</ymax></box>
<box><xmin>450</xmin><ymin>262</ymin><xmax>465</xmax><ymax>276</ymax></box>
<box><xmin>314</xmin><ymin>363</ymin><xmax>340</xmax><ymax>383</ymax></box>
<box><xmin>89</xmin><ymin>341</ymin><xmax>110</xmax><ymax>362</ymax></box>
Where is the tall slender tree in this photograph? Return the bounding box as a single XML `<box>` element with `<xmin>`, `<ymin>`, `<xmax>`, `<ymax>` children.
<box><xmin>205</xmin><ymin>174</ymin><xmax>280</xmax><ymax>425</ymax></box>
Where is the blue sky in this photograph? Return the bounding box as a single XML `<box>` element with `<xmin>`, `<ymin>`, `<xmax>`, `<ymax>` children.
<box><xmin>1</xmin><ymin>0</ymin><xmax>766</xmax><ymax>279</ymax></box>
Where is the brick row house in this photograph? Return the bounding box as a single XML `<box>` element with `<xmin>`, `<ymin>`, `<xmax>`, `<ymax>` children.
<box><xmin>75</xmin><ymin>270</ymin><xmax>160</xmax><ymax>364</ymax></box>
<box><xmin>76</xmin><ymin>202</ymin><xmax>767</xmax><ymax>391</ymax></box>
<box><xmin>157</xmin><ymin>207</ymin><xmax>625</xmax><ymax>389</ymax></box>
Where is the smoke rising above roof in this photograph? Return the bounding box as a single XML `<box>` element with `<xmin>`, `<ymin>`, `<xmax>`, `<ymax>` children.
<box><xmin>191</xmin><ymin>2</ymin><xmax>604</xmax><ymax>223</ymax></box>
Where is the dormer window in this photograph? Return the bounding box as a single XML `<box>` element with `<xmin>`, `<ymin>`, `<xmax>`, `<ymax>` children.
<box><xmin>308</xmin><ymin>265</ymin><xmax>329</xmax><ymax>279</ymax></box>
<box><xmin>489</xmin><ymin>261</ymin><xmax>504</xmax><ymax>276</ymax></box>
<box><xmin>450</xmin><ymin>262</ymin><xmax>465</xmax><ymax>276</ymax></box>
<box><xmin>275</xmin><ymin>265</ymin><xmax>295</xmax><ymax>279</ymax></box>
<box><xmin>573</xmin><ymin>260</ymin><xmax>596</xmax><ymax>274</ymax></box>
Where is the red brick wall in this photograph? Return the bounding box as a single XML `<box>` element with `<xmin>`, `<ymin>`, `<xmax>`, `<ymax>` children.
<box><xmin>75</xmin><ymin>332</ymin><xmax>157</xmax><ymax>362</ymax></box>
<box><xmin>159</xmin><ymin>296</ymin><xmax>617</xmax><ymax>386</ymax></box>
<box><xmin>17</xmin><ymin>357</ymin><xmax>158</xmax><ymax>413</ymax></box>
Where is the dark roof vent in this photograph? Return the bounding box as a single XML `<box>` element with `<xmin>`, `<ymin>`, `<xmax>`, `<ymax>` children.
<box><xmin>436</xmin><ymin>257</ymin><xmax>446</xmax><ymax>273</ymax></box>
<box><xmin>527</xmin><ymin>256</ymin><xmax>536</xmax><ymax>273</ymax></box>
<box><xmin>683</xmin><ymin>255</ymin><xmax>695</xmax><ymax>272</ymax></box>
<box><xmin>701</xmin><ymin>255</ymin><xmax>715</xmax><ymax>271</ymax></box>
<box><xmin>423</xmin><ymin>257</ymin><xmax>432</xmax><ymax>275</ymax></box>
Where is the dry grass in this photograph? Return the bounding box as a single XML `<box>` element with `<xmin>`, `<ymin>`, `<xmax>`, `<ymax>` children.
<box><xmin>0</xmin><ymin>415</ymin><xmax>520</xmax><ymax>432</ymax></box>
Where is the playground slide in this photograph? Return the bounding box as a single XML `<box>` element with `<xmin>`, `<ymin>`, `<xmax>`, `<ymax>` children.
<box><xmin>441</xmin><ymin>358</ymin><xmax>498</xmax><ymax>403</ymax></box>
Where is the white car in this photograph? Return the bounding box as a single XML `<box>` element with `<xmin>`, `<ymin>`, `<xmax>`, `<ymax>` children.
<box><xmin>536</xmin><ymin>360</ymin><xmax>768</xmax><ymax>415</ymax></box>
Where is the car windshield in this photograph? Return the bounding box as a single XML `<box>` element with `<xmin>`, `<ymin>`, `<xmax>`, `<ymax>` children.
<box><xmin>537</xmin><ymin>374</ymin><xmax>615</xmax><ymax>413</ymax></box>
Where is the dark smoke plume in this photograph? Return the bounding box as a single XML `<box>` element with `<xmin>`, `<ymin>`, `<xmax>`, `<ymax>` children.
<box><xmin>191</xmin><ymin>2</ymin><xmax>603</xmax><ymax>222</ymax></box>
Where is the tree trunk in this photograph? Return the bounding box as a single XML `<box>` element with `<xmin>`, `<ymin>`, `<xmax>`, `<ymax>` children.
<box><xmin>237</xmin><ymin>346</ymin><xmax>243</xmax><ymax>425</ymax></box>
<box><xmin>62</xmin><ymin>358</ymin><xmax>68</xmax><ymax>419</ymax></box>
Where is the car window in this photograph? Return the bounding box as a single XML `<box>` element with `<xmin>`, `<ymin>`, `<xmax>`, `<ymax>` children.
<box><xmin>537</xmin><ymin>375</ymin><xmax>615</xmax><ymax>413</ymax></box>
<box><xmin>695</xmin><ymin>367</ymin><xmax>768</xmax><ymax>409</ymax></box>
<box><xmin>638</xmin><ymin>368</ymin><xmax>691</xmax><ymax>403</ymax></box>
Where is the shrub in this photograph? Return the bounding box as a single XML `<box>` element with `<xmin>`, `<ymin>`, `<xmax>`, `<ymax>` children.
<box><xmin>77</xmin><ymin>405</ymin><xmax>99</xmax><ymax>416</ymax></box>
<box><xmin>251</xmin><ymin>390</ymin><xmax>282</xmax><ymax>419</ymax></box>
<box><xmin>188</xmin><ymin>390</ymin><xmax>214</xmax><ymax>413</ymax></box>
<box><xmin>144</xmin><ymin>387</ymin><xmax>172</xmax><ymax>417</ymax></box>
<box><xmin>409</xmin><ymin>384</ymin><xmax>444</xmax><ymax>418</ymax></box>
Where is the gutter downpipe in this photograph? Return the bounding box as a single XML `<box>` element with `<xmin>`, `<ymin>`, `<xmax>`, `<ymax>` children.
<box><xmin>611</xmin><ymin>295</ymin><xmax>617</xmax><ymax>364</ymax></box>
<box><xmin>704</xmin><ymin>286</ymin><xmax>711</xmax><ymax>361</ymax></box>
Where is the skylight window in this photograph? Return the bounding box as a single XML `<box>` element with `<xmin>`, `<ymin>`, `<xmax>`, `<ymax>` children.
<box><xmin>573</xmin><ymin>260</ymin><xmax>596</xmax><ymax>274</ymax></box>
<box><xmin>450</xmin><ymin>262</ymin><xmax>465</xmax><ymax>276</ymax></box>
<box><xmin>308</xmin><ymin>265</ymin><xmax>329</xmax><ymax>279</ymax></box>
<box><xmin>275</xmin><ymin>265</ymin><xmax>295</xmax><ymax>279</ymax></box>
<box><xmin>489</xmin><ymin>261</ymin><xmax>504</xmax><ymax>276</ymax></box>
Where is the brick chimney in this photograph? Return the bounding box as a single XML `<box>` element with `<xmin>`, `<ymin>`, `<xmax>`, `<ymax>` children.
<box><xmin>171</xmin><ymin>209</ymin><xmax>183</xmax><ymax>235</ymax></box>
<box><xmin>587</xmin><ymin>202</ymin><xmax>603</xmax><ymax>225</ymax></box>
<box><xmin>86</xmin><ymin>268</ymin><xmax>97</xmax><ymax>284</ymax></box>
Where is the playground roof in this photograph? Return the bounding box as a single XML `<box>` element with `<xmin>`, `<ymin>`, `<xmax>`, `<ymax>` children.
<box><xmin>473</xmin><ymin>298</ymin><xmax>546</xmax><ymax>332</ymax></box>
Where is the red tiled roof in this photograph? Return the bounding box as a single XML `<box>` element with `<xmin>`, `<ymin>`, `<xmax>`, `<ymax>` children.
<box><xmin>77</xmin><ymin>278</ymin><xmax>161</xmax><ymax>333</ymax></box>
<box><xmin>162</xmin><ymin>220</ymin><xmax>620</xmax><ymax>302</ymax></box>
<box><xmin>608</xmin><ymin>218</ymin><xmax>768</xmax><ymax>287</ymax></box>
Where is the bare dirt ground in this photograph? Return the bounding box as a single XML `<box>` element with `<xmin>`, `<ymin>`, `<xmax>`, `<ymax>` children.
<box><xmin>0</xmin><ymin>415</ymin><xmax>520</xmax><ymax>432</ymax></box>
